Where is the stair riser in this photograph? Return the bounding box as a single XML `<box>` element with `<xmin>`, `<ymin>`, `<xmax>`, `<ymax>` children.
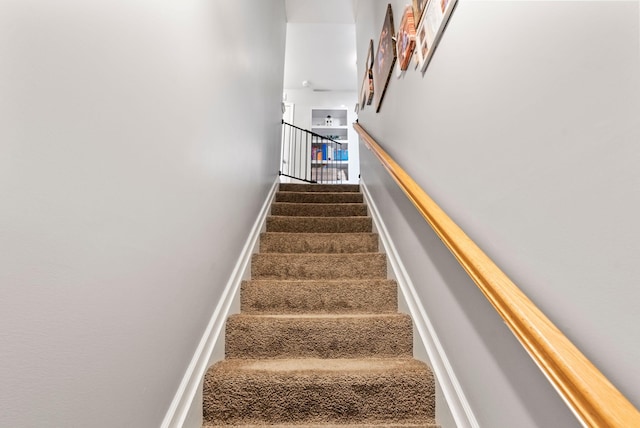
<box><xmin>260</xmin><ymin>233</ymin><xmax>379</xmax><ymax>253</ymax></box>
<box><xmin>252</xmin><ymin>253</ymin><xmax>387</xmax><ymax>280</ymax></box>
<box><xmin>279</xmin><ymin>183</ymin><xmax>360</xmax><ymax>193</ymax></box>
<box><xmin>203</xmin><ymin>365</ymin><xmax>435</xmax><ymax>425</ymax></box>
<box><xmin>267</xmin><ymin>216</ymin><xmax>372</xmax><ymax>233</ymax></box>
<box><xmin>275</xmin><ymin>192</ymin><xmax>364</xmax><ymax>204</ymax></box>
<box><xmin>226</xmin><ymin>315</ymin><xmax>412</xmax><ymax>359</ymax></box>
<box><xmin>271</xmin><ymin>202</ymin><xmax>368</xmax><ymax>217</ymax></box>
<box><xmin>241</xmin><ymin>280</ymin><xmax>397</xmax><ymax>314</ymax></box>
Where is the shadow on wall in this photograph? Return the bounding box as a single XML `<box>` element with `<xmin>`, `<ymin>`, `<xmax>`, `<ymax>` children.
<box><xmin>374</xmin><ymin>174</ymin><xmax>580</xmax><ymax>427</ymax></box>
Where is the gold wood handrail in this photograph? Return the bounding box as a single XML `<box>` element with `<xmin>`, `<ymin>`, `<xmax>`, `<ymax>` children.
<box><xmin>354</xmin><ymin>122</ymin><xmax>640</xmax><ymax>427</ymax></box>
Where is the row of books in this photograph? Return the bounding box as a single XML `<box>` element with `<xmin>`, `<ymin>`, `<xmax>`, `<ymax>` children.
<box><xmin>311</xmin><ymin>144</ymin><xmax>348</xmax><ymax>161</ymax></box>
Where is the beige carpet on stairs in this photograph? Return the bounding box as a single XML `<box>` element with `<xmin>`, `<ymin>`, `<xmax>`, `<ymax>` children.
<box><xmin>203</xmin><ymin>183</ymin><xmax>438</xmax><ymax>427</ymax></box>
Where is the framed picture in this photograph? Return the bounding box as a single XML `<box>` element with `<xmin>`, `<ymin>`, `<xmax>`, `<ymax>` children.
<box><xmin>412</xmin><ymin>0</ymin><xmax>428</xmax><ymax>26</ymax></box>
<box><xmin>441</xmin><ymin>0</ymin><xmax>452</xmax><ymax>14</ymax></box>
<box><xmin>359</xmin><ymin>39</ymin><xmax>375</xmax><ymax>109</ymax></box>
<box><xmin>397</xmin><ymin>6</ymin><xmax>416</xmax><ymax>71</ymax></box>
<box><xmin>415</xmin><ymin>11</ymin><xmax>429</xmax><ymax>71</ymax></box>
<box><xmin>424</xmin><ymin>0</ymin><xmax>445</xmax><ymax>49</ymax></box>
<box><xmin>360</xmin><ymin>69</ymin><xmax>374</xmax><ymax>109</ymax></box>
<box><xmin>366</xmin><ymin>38</ymin><xmax>374</xmax><ymax>71</ymax></box>
<box><xmin>417</xmin><ymin>0</ymin><xmax>458</xmax><ymax>73</ymax></box>
<box><xmin>373</xmin><ymin>4</ymin><xmax>396</xmax><ymax>113</ymax></box>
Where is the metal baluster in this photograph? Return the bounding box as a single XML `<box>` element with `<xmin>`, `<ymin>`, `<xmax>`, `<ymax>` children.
<box><xmin>323</xmin><ymin>137</ymin><xmax>326</xmax><ymax>184</ymax></box>
<box><xmin>311</xmin><ymin>134</ymin><xmax>315</xmax><ymax>182</ymax></box>
<box><xmin>304</xmin><ymin>134</ymin><xmax>311</xmax><ymax>180</ymax></box>
<box><xmin>288</xmin><ymin>123</ymin><xmax>293</xmax><ymax>178</ymax></box>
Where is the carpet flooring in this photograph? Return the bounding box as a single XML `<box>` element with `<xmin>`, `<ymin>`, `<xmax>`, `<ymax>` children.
<box><xmin>203</xmin><ymin>183</ymin><xmax>438</xmax><ymax>427</ymax></box>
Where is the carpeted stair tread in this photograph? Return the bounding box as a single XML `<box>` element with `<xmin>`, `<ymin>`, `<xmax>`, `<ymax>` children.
<box><xmin>267</xmin><ymin>216</ymin><xmax>372</xmax><ymax>233</ymax></box>
<box><xmin>203</xmin><ymin>358</ymin><xmax>435</xmax><ymax>426</ymax></box>
<box><xmin>260</xmin><ymin>232</ymin><xmax>379</xmax><ymax>253</ymax></box>
<box><xmin>203</xmin><ymin>183</ymin><xmax>438</xmax><ymax>427</ymax></box>
<box><xmin>271</xmin><ymin>202</ymin><xmax>368</xmax><ymax>217</ymax></box>
<box><xmin>226</xmin><ymin>313</ymin><xmax>412</xmax><ymax>359</ymax></box>
<box><xmin>279</xmin><ymin>183</ymin><xmax>360</xmax><ymax>193</ymax></box>
<box><xmin>241</xmin><ymin>279</ymin><xmax>397</xmax><ymax>314</ymax></box>
<box><xmin>204</xmin><ymin>424</ymin><xmax>439</xmax><ymax>428</ymax></box>
<box><xmin>252</xmin><ymin>253</ymin><xmax>387</xmax><ymax>280</ymax></box>
<box><xmin>276</xmin><ymin>191</ymin><xmax>364</xmax><ymax>204</ymax></box>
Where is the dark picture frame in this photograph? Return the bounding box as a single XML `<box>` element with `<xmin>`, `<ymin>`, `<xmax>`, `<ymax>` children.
<box><xmin>360</xmin><ymin>39</ymin><xmax>375</xmax><ymax>109</ymax></box>
<box><xmin>367</xmin><ymin>38</ymin><xmax>374</xmax><ymax>71</ymax></box>
<box><xmin>360</xmin><ymin>69</ymin><xmax>374</xmax><ymax>109</ymax></box>
<box><xmin>373</xmin><ymin>4</ymin><xmax>396</xmax><ymax>113</ymax></box>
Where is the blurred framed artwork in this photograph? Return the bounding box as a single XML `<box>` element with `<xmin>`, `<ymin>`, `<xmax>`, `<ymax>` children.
<box><xmin>415</xmin><ymin>10</ymin><xmax>429</xmax><ymax>71</ymax></box>
<box><xmin>366</xmin><ymin>38</ymin><xmax>374</xmax><ymax>74</ymax></box>
<box><xmin>373</xmin><ymin>4</ymin><xmax>396</xmax><ymax>112</ymax></box>
<box><xmin>397</xmin><ymin>5</ymin><xmax>416</xmax><ymax>71</ymax></box>
<box><xmin>359</xmin><ymin>39</ymin><xmax>375</xmax><ymax>109</ymax></box>
<box><xmin>412</xmin><ymin>0</ymin><xmax>428</xmax><ymax>25</ymax></box>
<box><xmin>417</xmin><ymin>0</ymin><xmax>459</xmax><ymax>73</ymax></box>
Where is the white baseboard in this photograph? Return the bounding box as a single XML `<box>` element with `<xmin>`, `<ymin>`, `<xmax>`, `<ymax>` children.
<box><xmin>160</xmin><ymin>178</ymin><xmax>279</xmax><ymax>428</ymax></box>
<box><xmin>360</xmin><ymin>180</ymin><xmax>480</xmax><ymax>428</ymax></box>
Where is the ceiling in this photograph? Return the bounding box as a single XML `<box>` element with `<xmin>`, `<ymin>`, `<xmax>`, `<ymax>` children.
<box><xmin>285</xmin><ymin>0</ymin><xmax>357</xmax><ymax>24</ymax></box>
<box><xmin>283</xmin><ymin>0</ymin><xmax>358</xmax><ymax>91</ymax></box>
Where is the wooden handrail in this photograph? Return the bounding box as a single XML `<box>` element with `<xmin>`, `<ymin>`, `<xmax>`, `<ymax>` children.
<box><xmin>354</xmin><ymin>122</ymin><xmax>640</xmax><ymax>427</ymax></box>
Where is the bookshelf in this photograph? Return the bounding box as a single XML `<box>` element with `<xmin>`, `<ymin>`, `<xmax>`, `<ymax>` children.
<box><xmin>310</xmin><ymin>108</ymin><xmax>349</xmax><ymax>183</ymax></box>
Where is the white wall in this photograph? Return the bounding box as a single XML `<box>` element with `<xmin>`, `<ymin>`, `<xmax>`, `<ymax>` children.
<box><xmin>356</xmin><ymin>1</ymin><xmax>640</xmax><ymax>427</ymax></box>
<box><xmin>284</xmin><ymin>23</ymin><xmax>357</xmax><ymax>91</ymax></box>
<box><xmin>285</xmin><ymin>0</ymin><xmax>356</xmax><ymax>25</ymax></box>
<box><xmin>0</xmin><ymin>1</ymin><xmax>286</xmax><ymax>426</ymax></box>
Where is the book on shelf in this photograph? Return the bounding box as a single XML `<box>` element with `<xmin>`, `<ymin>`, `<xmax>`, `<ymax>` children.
<box><xmin>310</xmin><ymin>144</ymin><xmax>348</xmax><ymax>162</ymax></box>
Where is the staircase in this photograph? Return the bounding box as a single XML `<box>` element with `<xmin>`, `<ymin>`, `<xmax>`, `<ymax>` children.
<box><xmin>203</xmin><ymin>183</ymin><xmax>437</xmax><ymax>427</ymax></box>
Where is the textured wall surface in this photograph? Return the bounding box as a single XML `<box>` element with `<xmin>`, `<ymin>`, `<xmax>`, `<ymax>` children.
<box><xmin>0</xmin><ymin>0</ymin><xmax>286</xmax><ymax>426</ymax></box>
<box><xmin>355</xmin><ymin>1</ymin><xmax>640</xmax><ymax>426</ymax></box>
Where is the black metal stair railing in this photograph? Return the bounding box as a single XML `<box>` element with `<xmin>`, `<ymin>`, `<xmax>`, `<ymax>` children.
<box><xmin>280</xmin><ymin>120</ymin><xmax>346</xmax><ymax>184</ymax></box>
